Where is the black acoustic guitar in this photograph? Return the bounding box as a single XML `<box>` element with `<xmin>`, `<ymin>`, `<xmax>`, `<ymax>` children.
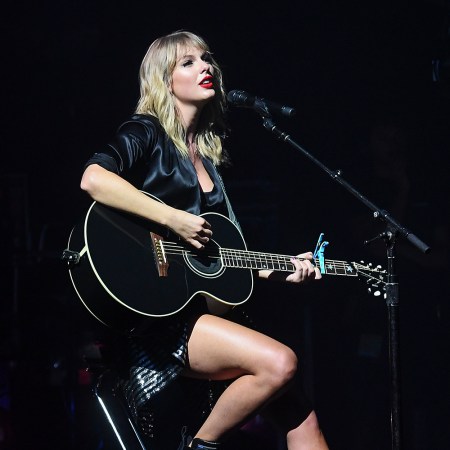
<box><xmin>63</xmin><ymin>193</ymin><xmax>386</xmax><ymax>333</ymax></box>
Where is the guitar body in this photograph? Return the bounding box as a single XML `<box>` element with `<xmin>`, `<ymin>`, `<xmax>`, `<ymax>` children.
<box><xmin>66</xmin><ymin>194</ymin><xmax>386</xmax><ymax>334</ymax></box>
<box><xmin>67</xmin><ymin>195</ymin><xmax>253</xmax><ymax>333</ymax></box>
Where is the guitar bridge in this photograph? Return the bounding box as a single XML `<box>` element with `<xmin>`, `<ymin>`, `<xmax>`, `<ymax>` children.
<box><xmin>150</xmin><ymin>232</ymin><xmax>169</xmax><ymax>277</ymax></box>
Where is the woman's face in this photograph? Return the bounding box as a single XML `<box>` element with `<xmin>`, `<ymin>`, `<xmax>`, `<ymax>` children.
<box><xmin>171</xmin><ymin>45</ymin><xmax>216</xmax><ymax>110</ymax></box>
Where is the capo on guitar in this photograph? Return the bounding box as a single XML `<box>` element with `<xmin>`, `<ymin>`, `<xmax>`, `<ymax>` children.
<box><xmin>313</xmin><ymin>233</ymin><xmax>329</xmax><ymax>274</ymax></box>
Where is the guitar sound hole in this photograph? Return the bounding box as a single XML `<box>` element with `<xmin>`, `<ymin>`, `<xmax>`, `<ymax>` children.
<box><xmin>184</xmin><ymin>240</ymin><xmax>225</xmax><ymax>278</ymax></box>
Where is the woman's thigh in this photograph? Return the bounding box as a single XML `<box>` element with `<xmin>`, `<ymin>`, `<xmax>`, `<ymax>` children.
<box><xmin>183</xmin><ymin>314</ymin><xmax>297</xmax><ymax>381</ymax></box>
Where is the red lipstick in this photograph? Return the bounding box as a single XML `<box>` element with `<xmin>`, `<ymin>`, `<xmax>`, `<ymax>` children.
<box><xmin>199</xmin><ymin>75</ymin><xmax>213</xmax><ymax>89</ymax></box>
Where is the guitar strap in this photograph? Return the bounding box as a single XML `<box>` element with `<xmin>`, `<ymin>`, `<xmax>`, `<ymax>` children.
<box><xmin>212</xmin><ymin>164</ymin><xmax>242</xmax><ymax>233</ymax></box>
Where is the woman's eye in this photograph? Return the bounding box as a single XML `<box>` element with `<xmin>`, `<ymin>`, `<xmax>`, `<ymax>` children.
<box><xmin>182</xmin><ymin>59</ymin><xmax>193</xmax><ymax>67</ymax></box>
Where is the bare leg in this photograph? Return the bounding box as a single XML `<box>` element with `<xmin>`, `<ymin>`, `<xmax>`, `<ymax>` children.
<box><xmin>286</xmin><ymin>411</ymin><xmax>329</xmax><ymax>450</ymax></box>
<box><xmin>182</xmin><ymin>314</ymin><xmax>298</xmax><ymax>442</ymax></box>
<box><xmin>262</xmin><ymin>380</ymin><xmax>329</xmax><ymax>449</ymax></box>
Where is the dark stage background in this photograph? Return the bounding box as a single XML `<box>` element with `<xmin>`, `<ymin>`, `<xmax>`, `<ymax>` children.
<box><xmin>2</xmin><ymin>1</ymin><xmax>450</xmax><ymax>449</ymax></box>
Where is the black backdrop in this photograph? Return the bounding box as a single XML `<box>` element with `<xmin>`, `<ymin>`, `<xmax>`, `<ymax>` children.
<box><xmin>2</xmin><ymin>1</ymin><xmax>450</xmax><ymax>449</ymax></box>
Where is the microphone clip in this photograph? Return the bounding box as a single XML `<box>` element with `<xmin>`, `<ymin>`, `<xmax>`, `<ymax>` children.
<box><xmin>253</xmin><ymin>97</ymin><xmax>273</xmax><ymax>118</ymax></box>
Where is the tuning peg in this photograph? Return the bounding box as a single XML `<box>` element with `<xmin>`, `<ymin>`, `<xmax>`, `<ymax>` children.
<box><xmin>368</xmin><ymin>287</ymin><xmax>382</xmax><ymax>297</ymax></box>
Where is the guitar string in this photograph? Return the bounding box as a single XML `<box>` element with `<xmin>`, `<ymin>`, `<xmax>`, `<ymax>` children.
<box><xmin>155</xmin><ymin>241</ymin><xmax>373</xmax><ymax>274</ymax></box>
<box><xmin>151</xmin><ymin>240</ymin><xmax>384</xmax><ymax>286</ymax></box>
<box><xmin>163</xmin><ymin>245</ymin><xmax>355</xmax><ymax>267</ymax></box>
<box><xmin>162</xmin><ymin>242</ymin><xmax>357</xmax><ymax>267</ymax></box>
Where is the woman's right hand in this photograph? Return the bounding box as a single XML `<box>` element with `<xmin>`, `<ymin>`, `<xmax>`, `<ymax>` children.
<box><xmin>168</xmin><ymin>209</ymin><xmax>212</xmax><ymax>249</ymax></box>
<box><xmin>81</xmin><ymin>165</ymin><xmax>213</xmax><ymax>249</ymax></box>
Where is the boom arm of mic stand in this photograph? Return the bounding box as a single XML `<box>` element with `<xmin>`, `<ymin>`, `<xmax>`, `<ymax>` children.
<box><xmin>261</xmin><ymin>117</ymin><xmax>431</xmax><ymax>254</ymax></box>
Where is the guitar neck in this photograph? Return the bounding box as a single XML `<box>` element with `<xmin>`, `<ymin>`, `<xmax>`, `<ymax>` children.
<box><xmin>220</xmin><ymin>249</ymin><xmax>358</xmax><ymax>277</ymax></box>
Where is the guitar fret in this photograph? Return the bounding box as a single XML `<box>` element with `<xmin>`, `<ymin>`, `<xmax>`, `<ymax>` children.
<box><xmin>323</xmin><ymin>259</ymin><xmax>338</xmax><ymax>275</ymax></box>
<box><xmin>230</xmin><ymin>249</ymin><xmax>239</xmax><ymax>267</ymax></box>
<box><xmin>242</xmin><ymin>252</ymin><xmax>251</xmax><ymax>268</ymax></box>
<box><xmin>222</xmin><ymin>252</ymin><xmax>359</xmax><ymax>277</ymax></box>
<box><xmin>257</xmin><ymin>252</ymin><xmax>268</xmax><ymax>270</ymax></box>
<box><xmin>278</xmin><ymin>257</ymin><xmax>291</xmax><ymax>271</ymax></box>
<box><xmin>320</xmin><ymin>259</ymin><xmax>357</xmax><ymax>277</ymax></box>
<box><xmin>253</xmin><ymin>252</ymin><xmax>268</xmax><ymax>269</ymax></box>
<box><xmin>250</xmin><ymin>252</ymin><xmax>259</xmax><ymax>268</ymax></box>
<box><xmin>335</xmin><ymin>264</ymin><xmax>348</xmax><ymax>275</ymax></box>
<box><xmin>225</xmin><ymin>249</ymin><xmax>249</xmax><ymax>268</ymax></box>
<box><xmin>220</xmin><ymin>249</ymin><xmax>228</xmax><ymax>267</ymax></box>
<box><xmin>221</xmin><ymin>250</ymin><xmax>295</xmax><ymax>272</ymax></box>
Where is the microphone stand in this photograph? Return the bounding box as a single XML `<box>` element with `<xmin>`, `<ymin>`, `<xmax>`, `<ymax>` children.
<box><xmin>258</xmin><ymin>113</ymin><xmax>430</xmax><ymax>450</ymax></box>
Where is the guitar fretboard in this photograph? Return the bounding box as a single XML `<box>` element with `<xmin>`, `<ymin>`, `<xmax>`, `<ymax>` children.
<box><xmin>220</xmin><ymin>249</ymin><xmax>358</xmax><ymax>277</ymax></box>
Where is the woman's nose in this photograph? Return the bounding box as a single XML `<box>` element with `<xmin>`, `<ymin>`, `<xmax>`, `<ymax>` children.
<box><xmin>201</xmin><ymin>61</ymin><xmax>211</xmax><ymax>72</ymax></box>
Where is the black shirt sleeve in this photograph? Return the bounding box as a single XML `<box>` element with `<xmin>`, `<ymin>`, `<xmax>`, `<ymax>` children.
<box><xmin>84</xmin><ymin>115</ymin><xmax>158</xmax><ymax>176</ymax></box>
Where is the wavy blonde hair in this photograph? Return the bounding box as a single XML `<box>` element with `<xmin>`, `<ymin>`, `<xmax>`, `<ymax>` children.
<box><xmin>135</xmin><ymin>31</ymin><xmax>228</xmax><ymax>165</ymax></box>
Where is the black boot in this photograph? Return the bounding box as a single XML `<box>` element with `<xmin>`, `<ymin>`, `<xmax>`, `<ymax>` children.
<box><xmin>186</xmin><ymin>437</ymin><xmax>221</xmax><ymax>449</ymax></box>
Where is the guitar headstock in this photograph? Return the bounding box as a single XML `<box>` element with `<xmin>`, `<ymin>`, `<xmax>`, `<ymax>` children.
<box><xmin>352</xmin><ymin>261</ymin><xmax>387</xmax><ymax>298</ymax></box>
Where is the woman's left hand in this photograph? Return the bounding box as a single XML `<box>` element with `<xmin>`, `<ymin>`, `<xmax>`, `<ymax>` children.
<box><xmin>286</xmin><ymin>251</ymin><xmax>322</xmax><ymax>284</ymax></box>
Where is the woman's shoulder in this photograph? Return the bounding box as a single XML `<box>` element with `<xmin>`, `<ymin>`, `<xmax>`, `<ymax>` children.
<box><xmin>117</xmin><ymin>113</ymin><xmax>162</xmax><ymax>134</ymax></box>
<box><xmin>130</xmin><ymin>113</ymin><xmax>161</xmax><ymax>127</ymax></box>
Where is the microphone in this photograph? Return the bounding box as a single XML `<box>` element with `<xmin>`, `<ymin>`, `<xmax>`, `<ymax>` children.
<box><xmin>227</xmin><ymin>90</ymin><xmax>296</xmax><ymax>118</ymax></box>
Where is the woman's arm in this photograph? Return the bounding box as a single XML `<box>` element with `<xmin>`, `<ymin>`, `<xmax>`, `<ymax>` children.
<box><xmin>81</xmin><ymin>164</ymin><xmax>212</xmax><ymax>249</ymax></box>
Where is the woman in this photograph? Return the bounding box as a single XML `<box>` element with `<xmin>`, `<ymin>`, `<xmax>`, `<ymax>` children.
<box><xmin>81</xmin><ymin>30</ymin><xmax>328</xmax><ymax>450</ymax></box>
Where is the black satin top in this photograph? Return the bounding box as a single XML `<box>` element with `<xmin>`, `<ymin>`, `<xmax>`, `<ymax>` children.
<box><xmin>84</xmin><ymin>116</ymin><xmax>248</xmax><ymax>437</ymax></box>
<box><xmin>85</xmin><ymin>114</ymin><xmax>227</xmax><ymax>216</ymax></box>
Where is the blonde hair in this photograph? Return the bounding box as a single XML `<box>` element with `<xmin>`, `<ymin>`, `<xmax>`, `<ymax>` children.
<box><xmin>135</xmin><ymin>31</ymin><xmax>228</xmax><ymax>165</ymax></box>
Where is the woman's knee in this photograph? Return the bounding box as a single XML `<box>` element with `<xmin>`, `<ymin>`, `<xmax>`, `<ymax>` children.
<box><xmin>263</xmin><ymin>345</ymin><xmax>298</xmax><ymax>389</ymax></box>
